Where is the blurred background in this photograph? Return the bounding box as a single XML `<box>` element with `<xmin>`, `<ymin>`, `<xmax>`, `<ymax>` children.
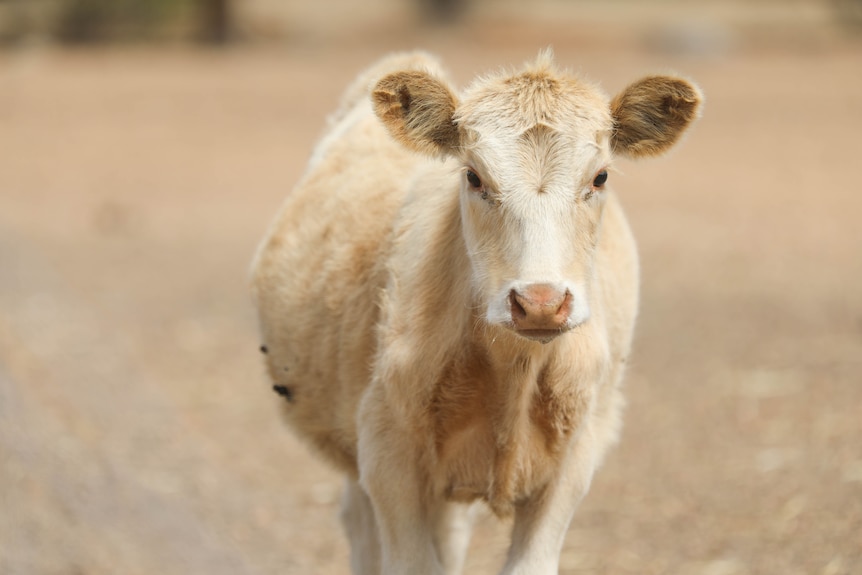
<box><xmin>0</xmin><ymin>1</ymin><xmax>860</xmax><ymax>574</ymax></box>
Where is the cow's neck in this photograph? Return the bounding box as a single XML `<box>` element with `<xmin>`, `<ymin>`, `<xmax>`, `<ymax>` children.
<box><xmin>472</xmin><ymin>324</ymin><xmax>589</xmax><ymax>515</ymax></box>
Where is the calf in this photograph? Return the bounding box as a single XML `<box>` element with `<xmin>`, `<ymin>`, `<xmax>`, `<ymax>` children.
<box><xmin>252</xmin><ymin>51</ymin><xmax>701</xmax><ymax>575</ymax></box>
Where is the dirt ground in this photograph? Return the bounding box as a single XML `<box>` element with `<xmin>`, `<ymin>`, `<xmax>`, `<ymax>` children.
<box><xmin>1</xmin><ymin>4</ymin><xmax>861</xmax><ymax>575</ymax></box>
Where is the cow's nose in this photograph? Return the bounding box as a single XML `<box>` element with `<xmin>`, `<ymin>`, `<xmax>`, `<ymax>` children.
<box><xmin>509</xmin><ymin>284</ymin><xmax>572</xmax><ymax>332</ymax></box>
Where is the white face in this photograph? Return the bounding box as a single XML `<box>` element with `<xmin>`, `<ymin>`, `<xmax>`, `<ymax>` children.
<box><xmin>456</xmin><ymin>110</ymin><xmax>612</xmax><ymax>343</ymax></box>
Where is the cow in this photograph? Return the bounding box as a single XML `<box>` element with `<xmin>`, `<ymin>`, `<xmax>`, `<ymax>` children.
<box><xmin>251</xmin><ymin>50</ymin><xmax>701</xmax><ymax>575</ymax></box>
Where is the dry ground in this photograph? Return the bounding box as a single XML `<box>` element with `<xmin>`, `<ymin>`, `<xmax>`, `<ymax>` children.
<box><xmin>1</xmin><ymin>6</ymin><xmax>861</xmax><ymax>575</ymax></box>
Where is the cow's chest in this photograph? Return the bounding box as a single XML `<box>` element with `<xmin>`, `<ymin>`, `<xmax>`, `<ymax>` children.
<box><xmin>429</xmin><ymin>351</ymin><xmax>583</xmax><ymax>516</ymax></box>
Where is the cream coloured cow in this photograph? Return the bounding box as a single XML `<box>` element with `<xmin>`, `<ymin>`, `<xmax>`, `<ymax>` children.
<box><xmin>252</xmin><ymin>51</ymin><xmax>701</xmax><ymax>575</ymax></box>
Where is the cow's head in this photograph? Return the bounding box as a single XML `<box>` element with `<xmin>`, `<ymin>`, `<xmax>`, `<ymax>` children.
<box><xmin>373</xmin><ymin>52</ymin><xmax>701</xmax><ymax>343</ymax></box>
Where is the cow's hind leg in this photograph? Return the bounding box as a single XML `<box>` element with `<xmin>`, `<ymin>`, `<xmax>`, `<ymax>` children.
<box><xmin>340</xmin><ymin>479</ymin><xmax>381</xmax><ymax>575</ymax></box>
<box><xmin>432</xmin><ymin>501</ymin><xmax>478</xmax><ymax>575</ymax></box>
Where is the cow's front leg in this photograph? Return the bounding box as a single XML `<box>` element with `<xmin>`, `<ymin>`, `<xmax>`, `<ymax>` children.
<box><xmin>432</xmin><ymin>501</ymin><xmax>478</xmax><ymax>575</ymax></box>
<box><xmin>340</xmin><ymin>479</ymin><xmax>382</xmax><ymax>575</ymax></box>
<box><xmin>357</xmin><ymin>396</ymin><xmax>442</xmax><ymax>575</ymax></box>
<box><xmin>499</xmin><ymin>435</ymin><xmax>597</xmax><ymax>575</ymax></box>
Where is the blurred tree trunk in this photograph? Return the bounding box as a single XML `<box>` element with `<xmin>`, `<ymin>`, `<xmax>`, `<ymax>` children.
<box><xmin>420</xmin><ymin>0</ymin><xmax>465</xmax><ymax>24</ymax></box>
<box><xmin>199</xmin><ymin>0</ymin><xmax>230</xmax><ymax>44</ymax></box>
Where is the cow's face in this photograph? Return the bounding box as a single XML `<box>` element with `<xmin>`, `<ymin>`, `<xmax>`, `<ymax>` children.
<box><xmin>374</xmin><ymin>53</ymin><xmax>701</xmax><ymax>343</ymax></box>
<box><xmin>454</xmin><ymin>71</ymin><xmax>612</xmax><ymax>342</ymax></box>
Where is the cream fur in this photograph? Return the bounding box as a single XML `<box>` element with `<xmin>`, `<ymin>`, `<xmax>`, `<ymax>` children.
<box><xmin>251</xmin><ymin>51</ymin><xmax>701</xmax><ymax>575</ymax></box>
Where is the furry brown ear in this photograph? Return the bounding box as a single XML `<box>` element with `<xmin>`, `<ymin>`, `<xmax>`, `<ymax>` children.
<box><xmin>372</xmin><ymin>70</ymin><xmax>460</xmax><ymax>157</ymax></box>
<box><xmin>611</xmin><ymin>76</ymin><xmax>702</xmax><ymax>158</ymax></box>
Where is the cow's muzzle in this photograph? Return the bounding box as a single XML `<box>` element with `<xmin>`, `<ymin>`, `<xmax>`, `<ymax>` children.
<box><xmin>509</xmin><ymin>284</ymin><xmax>573</xmax><ymax>342</ymax></box>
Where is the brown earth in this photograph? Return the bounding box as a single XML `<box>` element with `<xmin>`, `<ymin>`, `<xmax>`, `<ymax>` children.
<box><xmin>1</xmin><ymin>6</ymin><xmax>861</xmax><ymax>575</ymax></box>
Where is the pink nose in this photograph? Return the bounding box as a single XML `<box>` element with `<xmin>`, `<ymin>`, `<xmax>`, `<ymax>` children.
<box><xmin>510</xmin><ymin>284</ymin><xmax>572</xmax><ymax>332</ymax></box>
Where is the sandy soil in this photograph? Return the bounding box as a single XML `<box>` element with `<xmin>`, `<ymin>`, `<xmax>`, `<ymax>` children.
<box><xmin>1</xmin><ymin>7</ymin><xmax>861</xmax><ymax>575</ymax></box>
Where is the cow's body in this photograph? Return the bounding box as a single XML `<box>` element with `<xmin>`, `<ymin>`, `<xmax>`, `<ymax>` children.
<box><xmin>252</xmin><ymin>52</ymin><xmax>700</xmax><ymax>575</ymax></box>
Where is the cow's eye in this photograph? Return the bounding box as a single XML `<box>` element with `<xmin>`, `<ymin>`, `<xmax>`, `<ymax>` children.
<box><xmin>593</xmin><ymin>170</ymin><xmax>608</xmax><ymax>189</ymax></box>
<box><xmin>466</xmin><ymin>169</ymin><xmax>482</xmax><ymax>189</ymax></box>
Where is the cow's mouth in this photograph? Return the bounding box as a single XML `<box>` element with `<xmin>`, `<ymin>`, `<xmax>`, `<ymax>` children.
<box><xmin>512</xmin><ymin>327</ymin><xmax>570</xmax><ymax>344</ymax></box>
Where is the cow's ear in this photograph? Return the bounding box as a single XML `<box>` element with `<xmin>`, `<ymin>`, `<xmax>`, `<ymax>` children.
<box><xmin>373</xmin><ymin>70</ymin><xmax>460</xmax><ymax>157</ymax></box>
<box><xmin>611</xmin><ymin>75</ymin><xmax>702</xmax><ymax>159</ymax></box>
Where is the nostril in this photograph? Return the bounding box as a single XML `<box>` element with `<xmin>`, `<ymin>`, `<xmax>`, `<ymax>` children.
<box><xmin>555</xmin><ymin>291</ymin><xmax>573</xmax><ymax>321</ymax></box>
<box><xmin>510</xmin><ymin>290</ymin><xmax>527</xmax><ymax>321</ymax></box>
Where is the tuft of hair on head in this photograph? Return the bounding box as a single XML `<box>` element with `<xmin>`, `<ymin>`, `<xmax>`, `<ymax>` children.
<box><xmin>531</xmin><ymin>47</ymin><xmax>557</xmax><ymax>72</ymax></box>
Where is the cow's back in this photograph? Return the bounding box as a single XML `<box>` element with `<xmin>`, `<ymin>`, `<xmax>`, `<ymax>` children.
<box><xmin>250</xmin><ymin>57</ymin><xmax>433</xmax><ymax>473</ymax></box>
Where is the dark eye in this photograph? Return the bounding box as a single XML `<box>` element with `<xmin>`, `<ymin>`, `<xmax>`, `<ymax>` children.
<box><xmin>466</xmin><ymin>169</ymin><xmax>482</xmax><ymax>189</ymax></box>
<box><xmin>593</xmin><ymin>170</ymin><xmax>608</xmax><ymax>189</ymax></box>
